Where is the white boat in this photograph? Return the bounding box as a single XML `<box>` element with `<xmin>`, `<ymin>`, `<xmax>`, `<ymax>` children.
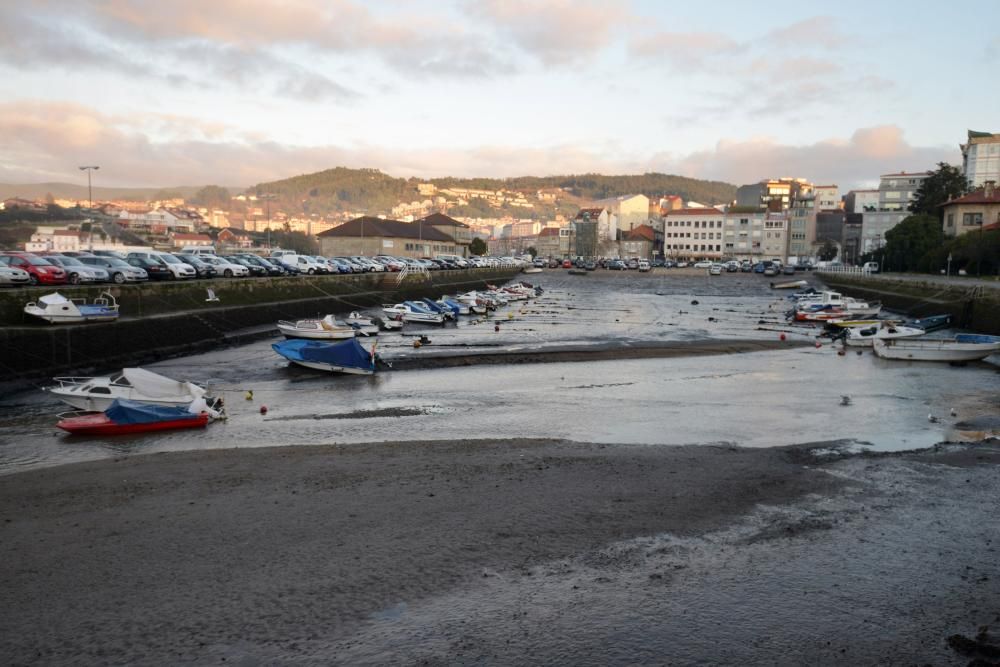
<box><xmin>277</xmin><ymin>314</ymin><xmax>358</xmax><ymax>340</ymax></box>
<box><xmin>344</xmin><ymin>312</ymin><xmax>380</xmax><ymax>335</ymax></box>
<box><xmin>46</xmin><ymin>368</ymin><xmax>208</xmax><ymax>411</ymax></box>
<box><xmin>843</xmin><ymin>323</ymin><xmax>925</xmax><ymax>347</ymax></box>
<box><xmin>522</xmin><ymin>266</ymin><xmax>543</xmax><ymax>274</ymax></box>
<box><xmin>382</xmin><ymin>303</ymin><xmax>445</xmax><ymax>324</ymax></box>
<box><xmin>455</xmin><ymin>291</ymin><xmax>490</xmax><ymax>314</ymax></box>
<box><xmin>24</xmin><ymin>292</ymin><xmax>119</xmax><ymax>324</ymax></box>
<box><xmin>772</xmin><ymin>279</ymin><xmax>809</xmax><ymax>289</ymax></box>
<box><xmin>872</xmin><ymin>334</ymin><xmax>1000</xmax><ymax>362</ymax></box>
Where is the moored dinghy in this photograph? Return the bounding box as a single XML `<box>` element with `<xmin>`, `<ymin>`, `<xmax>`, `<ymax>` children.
<box><xmin>383</xmin><ymin>303</ymin><xmax>445</xmax><ymax>324</ymax></box>
<box><xmin>277</xmin><ymin>314</ymin><xmax>358</xmax><ymax>340</ymax></box>
<box><xmin>56</xmin><ymin>399</ymin><xmax>211</xmax><ymax>436</ymax></box>
<box><xmin>841</xmin><ymin>323</ymin><xmax>925</xmax><ymax>347</ymax></box>
<box><xmin>272</xmin><ymin>337</ymin><xmax>379</xmax><ymax>374</ymax></box>
<box><xmin>872</xmin><ymin>333</ymin><xmax>1000</xmax><ymax>362</ymax></box>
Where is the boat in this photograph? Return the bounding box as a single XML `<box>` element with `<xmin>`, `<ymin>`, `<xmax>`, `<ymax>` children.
<box><xmin>416</xmin><ymin>299</ymin><xmax>456</xmax><ymax>319</ymax></box>
<box><xmin>841</xmin><ymin>323</ymin><xmax>925</xmax><ymax>347</ymax></box>
<box><xmin>24</xmin><ymin>292</ymin><xmax>119</xmax><ymax>324</ymax></box>
<box><xmin>441</xmin><ymin>298</ymin><xmax>471</xmax><ymax>316</ymax></box>
<box><xmin>567</xmin><ymin>268</ymin><xmax>587</xmax><ymax>275</ymax></box>
<box><xmin>56</xmin><ymin>399</ymin><xmax>209</xmax><ymax>436</ymax></box>
<box><xmin>522</xmin><ymin>266</ymin><xmax>543</xmax><ymax>274</ymax></box>
<box><xmin>382</xmin><ymin>303</ymin><xmax>445</xmax><ymax>324</ymax></box>
<box><xmin>271</xmin><ymin>337</ymin><xmax>377</xmax><ymax>374</ymax></box>
<box><xmin>454</xmin><ymin>292</ymin><xmax>490</xmax><ymax>314</ymax></box>
<box><xmin>344</xmin><ymin>312</ymin><xmax>381</xmax><ymax>335</ymax></box>
<box><xmin>872</xmin><ymin>333</ymin><xmax>1000</xmax><ymax>362</ymax></box>
<box><xmin>825</xmin><ymin>319</ymin><xmax>883</xmax><ymax>329</ymax></box>
<box><xmin>907</xmin><ymin>313</ymin><xmax>954</xmax><ymax>332</ymax></box>
<box><xmin>46</xmin><ymin>368</ymin><xmax>209</xmax><ymax>411</ymax></box>
<box><xmin>276</xmin><ymin>314</ymin><xmax>358</xmax><ymax>340</ymax></box>
<box><xmin>771</xmin><ymin>279</ymin><xmax>809</xmax><ymax>289</ymax></box>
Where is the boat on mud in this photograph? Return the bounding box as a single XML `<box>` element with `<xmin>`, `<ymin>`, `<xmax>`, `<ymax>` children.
<box><xmin>277</xmin><ymin>315</ymin><xmax>359</xmax><ymax>340</ymax></box>
<box><xmin>382</xmin><ymin>302</ymin><xmax>446</xmax><ymax>325</ymax></box>
<box><xmin>46</xmin><ymin>368</ymin><xmax>209</xmax><ymax>412</ymax></box>
<box><xmin>872</xmin><ymin>333</ymin><xmax>1000</xmax><ymax>362</ymax></box>
<box><xmin>272</xmin><ymin>337</ymin><xmax>378</xmax><ymax>374</ymax></box>
<box><xmin>56</xmin><ymin>399</ymin><xmax>211</xmax><ymax>436</ymax></box>
<box><xmin>907</xmin><ymin>314</ymin><xmax>954</xmax><ymax>332</ymax></box>
<box><xmin>24</xmin><ymin>292</ymin><xmax>120</xmax><ymax>324</ymax></box>
<box><xmin>840</xmin><ymin>323</ymin><xmax>926</xmax><ymax>347</ymax></box>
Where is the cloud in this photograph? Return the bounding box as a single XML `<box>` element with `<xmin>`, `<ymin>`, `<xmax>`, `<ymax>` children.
<box><xmin>467</xmin><ymin>0</ymin><xmax>631</xmax><ymax>64</ymax></box>
<box><xmin>0</xmin><ymin>102</ymin><xmax>960</xmax><ymax>191</ymax></box>
<box><xmin>630</xmin><ymin>31</ymin><xmax>745</xmax><ymax>68</ymax></box>
<box><xmin>657</xmin><ymin>126</ymin><xmax>958</xmax><ymax>189</ymax></box>
<box><xmin>765</xmin><ymin>16</ymin><xmax>847</xmax><ymax>49</ymax></box>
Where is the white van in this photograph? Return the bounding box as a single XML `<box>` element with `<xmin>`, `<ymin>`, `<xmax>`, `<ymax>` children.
<box><xmin>181</xmin><ymin>246</ymin><xmax>216</xmax><ymax>256</ymax></box>
<box><xmin>863</xmin><ymin>261</ymin><xmax>879</xmax><ymax>273</ymax></box>
<box><xmin>275</xmin><ymin>254</ymin><xmax>327</xmax><ymax>274</ymax></box>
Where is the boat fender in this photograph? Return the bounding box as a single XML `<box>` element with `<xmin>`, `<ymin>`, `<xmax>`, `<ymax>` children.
<box><xmin>494</xmin><ymin>324</ymin><xmax>500</xmax><ymax>332</ymax></box>
<box><xmin>413</xmin><ymin>339</ymin><xmax>422</xmax><ymax>348</ymax></box>
<box><xmin>260</xmin><ymin>405</ymin><xmax>268</xmax><ymax>414</ymax></box>
<box><xmin>779</xmin><ymin>333</ymin><xmax>786</xmax><ymax>341</ymax></box>
<box><xmin>245</xmin><ymin>390</ymin><xmax>254</xmax><ymax>401</ymax></box>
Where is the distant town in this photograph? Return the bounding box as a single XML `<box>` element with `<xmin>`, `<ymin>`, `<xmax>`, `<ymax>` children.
<box><xmin>2</xmin><ymin>130</ymin><xmax>997</xmax><ymax>268</ymax></box>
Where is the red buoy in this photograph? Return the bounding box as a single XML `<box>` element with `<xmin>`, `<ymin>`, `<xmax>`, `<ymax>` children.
<box><xmin>779</xmin><ymin>333</ymin><xmax>786</xmax><ymax>341</ymax></box>
<box><xmin>260</xmin><ymin>405</ymin><xmax>268</xmax><ymax>414</ymax></box>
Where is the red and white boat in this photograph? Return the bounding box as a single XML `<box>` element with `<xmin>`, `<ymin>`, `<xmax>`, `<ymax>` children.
<box><xmin>57</xmin><ymin>399</ymin><xmax>210</xmax><ymax>436</ymax></box>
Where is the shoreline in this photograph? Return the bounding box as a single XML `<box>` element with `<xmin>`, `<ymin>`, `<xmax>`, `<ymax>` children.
<box><xmin>3</xmin><ymin>438</ymin><xmax>998</xmax><ymax>664</ymax></box>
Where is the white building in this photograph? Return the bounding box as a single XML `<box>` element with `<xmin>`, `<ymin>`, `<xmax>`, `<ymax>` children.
<box><xmin>813</xmin><ymin>185</ymin><xmax>840</xmax><ymax>210</ymax></box>
<box><xmin>664</xmin><ymin>208</ymin><xmax>725</xmax><ymax>260</ymax></box>
<box><xmin>860</xmin><ymin>171</ymin><xmax>929</xmax><ymax>252</ymax></box>
<box><xmin>592</xmin><ymin>194</ymin><xmax>649</xmax><ymax>234</ymax></box>
<box><xmin>961</xmin><ymin>130</ymin><xmax>1000</xmax><ymax>188</ymax></box>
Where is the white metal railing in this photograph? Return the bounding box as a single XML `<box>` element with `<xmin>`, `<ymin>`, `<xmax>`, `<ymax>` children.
<box><xmin>395</xmin><ymin>264</ymin><xmax>430</xmax><ymax>285</ymax></box>
<box><xmin>815</xmin><ymin>266</ymin><xmax>876</xmax><ymax>276</ymax></box>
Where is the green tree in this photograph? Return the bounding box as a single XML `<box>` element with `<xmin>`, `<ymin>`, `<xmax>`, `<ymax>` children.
<box><xmin>469</xmin><ymin>237</ymin><xmax>487</xmax><ymax>256</ymax></box>
<box><xmin>908</xmin><ymin>163</ymin><xmax>966</xmax><ymax>220</ymax></box>
<box><xmin>883</xmin><ymin>214</ymin><xmax>943</xmax><ymax>272</ymax></box>
<box><xmin>817</xmin><ymin>239</ymin><xmax>838</xmax><ymax>261</ymax></box>
<box><xmin>525</xmin><ymin>246</ymin><xmax>538</xmax><ymax>258</ymax></box>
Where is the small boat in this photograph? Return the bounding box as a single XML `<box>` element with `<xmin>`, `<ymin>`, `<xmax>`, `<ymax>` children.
<box><xmin>771</xmin><ymin>279</ymin><xmax>808</xmax><ymax>290</ymax></box>
<box><xmin>272</xmin><ymin>337</ymin><xmax>377</xmax><ymax>374</ymax></box>
<box><xmin>567</xmin><ymin>268</ymin><xmax>587</xmax><ymax>275</ymax></box>
<box><xmin>46</xmin><ymin>368</ymin><xmax>209</xmax><ymax>411</ymax></box>
<box><xmin>454</xmin><ymin>292</ymin><xmax>490</xmax><ymax>314</ymax></box>
<box><xmin>872</xmin><ymin>333</ymin><xmax>1000</xmax><ymax>362</ymax></box>
<box><xmin>841</xmin><ymin>323</ymin><xmax>925</xmax><ymax>347</ymax></box>
<box><xmin>56</xmin><ymin>399</ymin><xmax>209</xmax><ymax>436</ymax></box>
<box><xmin>277</xmin><ymin>314</ymin><xmax>358</xmax><ymax>340</ymax></box>
<box><xmin>907</xmin><ymin>314</ymin><xmax>953</xmax><ymax>332</ymax></box>
<box><xmin>417</xmin><ymin>298</ymin><xmax>457</xmax><ymax>319</ymax></box>
<box><xmin>522</xmin><ymin>266</ymin><xmax>543</xmax><ymax>274</ymax></box>
<box><xmin>825</xmin><ymin>319</ymin><xmax>883</xmax><ymax>329</ymax></box>
<box><xmin>24</xmin><ymin>292</ymin><xmax>119</xmax><ymax>323</ymax></box>
<box><xmin>344</xmin><ymin>312</ymin><xmax>380</xmax><ymax>335</ymax></box>
<box><xmin>441</xmin><ymin>298</ymin><xmax>471</xmax><ymax>316</ymax></box>
<box><xmin>383</xmin><ymin>303</ymin><xmax>445</xmax><ymax>324</ymax></box>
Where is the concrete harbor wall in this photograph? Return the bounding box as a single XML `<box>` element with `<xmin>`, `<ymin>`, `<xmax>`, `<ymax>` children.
<box><xmin>817</xmin><ymin>273</ymin><xmax>1000</xmax><ymax>335</ymax></box>
<box><xmin>0</xmin><ymin>268</ymin><xmax>519</xmax><ymax>380</ymax></box>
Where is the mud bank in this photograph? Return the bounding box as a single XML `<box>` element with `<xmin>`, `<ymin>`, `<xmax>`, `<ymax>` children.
<box><xmin>2</xmin><ymin>439</ymin><xmax>998</xmax><ymax>664</ymax></box>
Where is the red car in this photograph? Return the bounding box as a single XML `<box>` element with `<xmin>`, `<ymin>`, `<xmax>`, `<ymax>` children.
<box><xmin>561</xmin><ymin>259</ymin><xmax>572</xmax><ymax>268</ymax></box>
<box><xmin>0</xmin><ymin>253</ymin><xmax>68</xmax><ymax>285</ymax></box>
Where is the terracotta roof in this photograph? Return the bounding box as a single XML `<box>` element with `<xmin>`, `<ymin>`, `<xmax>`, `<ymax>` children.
<box><xmin>983</xmin><ymin>221</ymin><xmax>1000</xmax><ymax>231</ymax></box>
<box><xmin>417</xmin><ymin>212</ymin><xmax>469</xmax><ymax>228</ymax></box>
<box><xmin>880</xmin><ymin>171</ymin><xmax>928</xmax><ymax>178</ymax></box>
<box><xmin>317</xmin><ymin>216</ymin><xmax>456</xmax><ymax>242</ymax></box>
<box><xmin>626</xmin><ymin>224</ymin><xmax>656</xmax><ymax>241</ymax></box>
<box><xmin>941</xmin><ymin>189</ymin><xmax>1000</xmax><ymax>206</ymax></box>
<box><xmin>538</xmin><ymin>227</ymin><xmax>560</xmax><ymax>237</ymax></box>
<box><xmin>53</xmin><ymin>230</ymin><xmax>84</xmax><ymax>237</ymax></box>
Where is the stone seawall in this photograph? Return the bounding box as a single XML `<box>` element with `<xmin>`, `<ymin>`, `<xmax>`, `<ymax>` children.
<box><xmin>816</xmin><ymin>273</ymin><xmax>1000</xmax><ymax>335</ymax></box>
<box><xmin>0</xmin><ymin>268</ymin><xmax>519</xmax><ymax>380</ymax></box>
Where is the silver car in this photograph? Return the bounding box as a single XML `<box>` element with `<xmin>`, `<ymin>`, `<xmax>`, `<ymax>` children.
<box><xmin>77</xmin><ymin>256</ymin><xmax>148</xmax><ymax>283</ymax></box>
<box><xmin>0</xmin><ymin>263</ymin><xmax>31</xmax><ymax>286</ymax></box>
<box><xmin>42</xmin><ymin>255</ymin><xmax>109</xmax><ymax>284</ymax></box>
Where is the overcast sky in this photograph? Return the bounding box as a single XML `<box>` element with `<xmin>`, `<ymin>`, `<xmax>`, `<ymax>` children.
<box><xmin>1</xmin><ymin>0</ymin><xmax>996</xmax><ymax>189</ymax></box>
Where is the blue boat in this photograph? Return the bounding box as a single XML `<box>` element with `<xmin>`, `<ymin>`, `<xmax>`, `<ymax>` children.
<box><xmin>421</xmin><ymin>298</ymin><xmax>458</xmax><ymax>318</ymax></box>
<box><xmin>272</xmin><ymin>338</ymin><xmax>376</xmax><ymax>375</ymax></box>
<box><xmin>907</xmin><ymin>314</ymin><xmax>953</xmax><ymax>332</ymax></box>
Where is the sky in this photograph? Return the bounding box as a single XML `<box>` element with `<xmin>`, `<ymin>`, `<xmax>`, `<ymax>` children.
<box><xmin>0</xmin><ymin>0</ymin><xmax>997</xmax><ymax>190</ymax></box>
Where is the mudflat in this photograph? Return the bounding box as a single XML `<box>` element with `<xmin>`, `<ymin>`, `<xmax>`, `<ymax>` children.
<box><xmin>3</xmin><ymin>439</ymin><xmax>1000</xmax><ymax>664</ymax></box>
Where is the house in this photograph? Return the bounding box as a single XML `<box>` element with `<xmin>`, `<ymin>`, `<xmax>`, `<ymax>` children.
<box><xmin>316</xmin><ymin>216</ymin><xmax>461</xmax><ymax>258</ymax></box>
<box><xmin>573</xmin><ymin>207</ymin><xmax>612</xmax><ymax>243</ymax></box>
<box><xmin>416</xmin><ymin>212</ymin><xmax>473</xmax><ymax>255</ymax></box>
<box><xmin>171</xmin><ymin>232</ymin><xmax>214</xmax><ymax>248</ymax></box>
<box><xmin>621</xmin><ymin>224</ymin><xmax>656</xmax><ymax>260</ymax></box>
<box><xmin>216</xmin><ymin>228</ymin><xmax>256</xmax><ymax>249</ymax></box>
<box><xmin>591</xmin><ymin>194</ymin><xmax>649</xmax><ymax>234</ymax></box>
<box><xmin>941</xmin><ymin>181</ymin><xmax>1000</xmax><ymax>237</ymax></box>
<box><xmin>533</xmin><ymin>227</ymin><xmax>562</xmax><ymax>258</ymax></box>
<box><xmin>861</xmin><ymin>171</ymin><xmax>929</xmax><ymax>252</ymax></box>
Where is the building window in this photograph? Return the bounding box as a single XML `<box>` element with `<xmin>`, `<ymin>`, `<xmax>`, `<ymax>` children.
<box><xmin>947</xmin><ymin>213</ymin><xmax>954</xmax><ymax>227</ymax></box>
<box><xmin>963</xmin><ymin>212</ymin><xmax>983</xmax><ymax>226</ymax></box>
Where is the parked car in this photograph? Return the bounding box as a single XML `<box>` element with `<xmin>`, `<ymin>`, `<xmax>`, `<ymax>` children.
<box><xmin>91</xmin><ymin>250</ymin><xmax>128</xmax><ymax>260</ymax></box>
<box><xmin>763</xmin><ymin>265</ymin><xmax>780</xmax><ymax>277</ymax></box>
<box><xmin>0</xmin><ymin>253</ymin><xmax>67</xmax><ymax>285</ymax></box>
<box><xmin>676</xmin><ymin>261</ymin><xmax>689</xmax><ymax>268</ymax></box>
<box><xmin>224</xmin><ymin>255</ymin><xmax>267</xmax><ymax>277</ymax></box>
<box><xmin>608</xmin><ymin>259</ymin><xmax>628</xmax><ymax>270</ymax></box>
<box><xmin>201</xmin><ymin>255</ymin><xmax>250</xmax><ymax>277</ymax></box>
<box><xmin>127</xmin><ymin>251</ymin><xmax>196</xmax><ymax>280</ymax></box>
<box><xmin>693</xmin><ymin>260</ymin><xmax>713</xmax><ymax>269</ymax></box>
<box><xmin>127</xmin><ymin>256</ymin><xmax>173</xmax><ymax>281</ymax></box>
<box><xmin>0</xmin><ymin>262</ymin><xmax>31</xmax><ymax>286</ymax></box>
<box><xmin>740</xmin><ymin>261</ymin><xmax>753</xmax><ymax>272</ymax></box>
<box><xmin>176</xmin><ymin>254</ymin><xmax>219</xmax><ymax>278</ymax></box>
<box><xmin>351</xmin><ymin>256</ymin><xmax>384</xmax><ymax>272</ymax></box>
<box><xmin>238</xmin><ymin>255</ymin><xmax>284</xmax><ymax>276</ymax></box>
<box><xmin>41</xmin><ymin>254</ymin><xmax>109</xmax><ymax>284</ymax></box>
<box><xmin>782</xmin><ymin>264</ymin><xmax>797</xmax><ymax>275</ymax></box>
<box><xmin>584</xmin><ymin>260</ymin><xmax>597</xmax><ymax>271</ymax></box>
<box><xmin>77</xmin><ymin>255</ymin><xmax>148</xmax><ymax>283</ymax></box>
<box><xmin>709</xmin><ymin>263</ymin><xmax>724</xmax><ymax>275</ymax></box>
<box><xmin>637</xmin><ymin>260</ymin><xmax>651</xmax><ymax>272</ymax></box>
<box><xmin>626</xmin><ymin>258</ymin><xmax>639</xmax><ymax>270</ymax></box>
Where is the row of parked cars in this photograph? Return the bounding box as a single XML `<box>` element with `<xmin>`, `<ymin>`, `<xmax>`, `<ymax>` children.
<box><xmin>0</xmin><ymin>248</ymin><xmax>521</xmax><ymax>286</ymax></box>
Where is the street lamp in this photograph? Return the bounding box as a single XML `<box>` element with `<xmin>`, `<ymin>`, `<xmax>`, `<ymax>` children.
<box><xmin>259</xmin><ymin>193</ymin><xmax>276</xmax><ymax>249</ymax></box>
<box><xmin>79</xmin><ymin>165</ymin><xmax>99</xmax><ymax>250</ymax></box>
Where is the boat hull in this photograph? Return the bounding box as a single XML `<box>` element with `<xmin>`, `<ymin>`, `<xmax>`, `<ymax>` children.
<box><xmin>873</xmin><ymin>338</ymin><xmax>1000</xmax><ymax>361</ymax></box>
<box><xmin>57</xmin><ymin>413</ymin><xmax>208</xmax><ymax>435</ymax></box>
<box><xmin>284</xmin><ymin>359</ymin><xmax>374</xmax><ymax>374</ymax></box>
<box><xmin>49</xmin><ymin>392</ymin><xmax>196</xmax><ymax>412</ymax></box>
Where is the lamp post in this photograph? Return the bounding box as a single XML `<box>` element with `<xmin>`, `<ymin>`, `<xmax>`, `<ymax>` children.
<box><xmin>79</xmin><ymin>165</ymin><xmax>99</xmax><ymax>250</ymax></box>
<box><xmin>259</xmin><ymin>193</ymin><xmax>276</xmax><ymax>249</ymax></box>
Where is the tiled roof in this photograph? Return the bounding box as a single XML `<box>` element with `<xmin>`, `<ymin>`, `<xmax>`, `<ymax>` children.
<box><xmin>538</xmin><ymin>227</ymin><xmax>560</xmax><ymax>237</ymax></box>
<box><xmin>941</xmin><ymin>189</ymin><xmax>1000</xmax><ymax>206</ymax></box>
<box><xmin>666</xmin><ymin>208</ymin><xmax>722</xmax><ymax>215</ymax></box>
<box><xmin>317</xmin><ymin>216</ymin><xmax>456</xmax><ymax>242</ymax></box>
<box><xmin>418</xmin><ymin>212</ymin><xmax>469</xmax><ymax>228</ymax></box>
<box><xmin>626</xmin><ymin>224</ymin><xmax>656</xmax><ymax>241</ymax></box>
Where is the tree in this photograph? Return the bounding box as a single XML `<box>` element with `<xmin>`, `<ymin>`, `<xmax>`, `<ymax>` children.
<box><xmin>525</xmin><ymin>246</ymin><xmax>538</xmax><ymax>258</ymax></box>
<box><xmin>909</xmin><ymin>163</ymin><xmax>966</xmax><ymax>220</ymax></box>
<box><xmin>469</xmin><ymin>237</ymin><xmax>487</xmax><ymax>256</ymax></box>
<box><xmin>817</xmin><ymin>239</ymin><xmax>838</xmax><ymax>261</ymax></box>
<box><xmin>883</xmin><ymin>214</ymin><xmax>943</xmax><ymax>272</ymax></box>
<box><xmin>190</xmin><ymin>185</ymin><xmax>231</xmax><ymax>209</ymax></box>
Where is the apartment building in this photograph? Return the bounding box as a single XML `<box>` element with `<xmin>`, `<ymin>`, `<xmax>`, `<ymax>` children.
<box><xmin>961</xmin><ymin>130</ymin><xmax>1000</xmax><ymax>188</ymax></box>
<box><xmin>735</xmin><ymin>178</ymin><xmax>813</xmax><ymax>210</ymax></box>
<box><xmin>664</xmin><ymin>208</ymin><xmax>725</xmax><ymax>260</ymax></box>
<box><xmin>860</xmin><ymin>171</ymin><xmax>929</xmax><ymax>252</ymax></box>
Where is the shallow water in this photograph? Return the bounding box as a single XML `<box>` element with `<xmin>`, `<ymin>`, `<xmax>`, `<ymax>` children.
<box><xmin>1</xmin><ymin>270</ymin><xmax>997</xmax><ymax>474</ymax></box>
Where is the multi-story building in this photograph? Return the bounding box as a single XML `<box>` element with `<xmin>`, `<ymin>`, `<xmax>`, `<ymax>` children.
<box><xmin>843</xmin><ymin>189</ymin><xmax>879</xmax><ymax>213</ymax></box>
<box><xmin>961</xmin><ymin>130</ymin><xmax>1000</xmax><ymax>188</ymax></box>
<box><xmin>813</xmin><ymin>185</ymin><xmax>840</xmax><ymax>210</ymax></box>
<box><xmin>762</xmin><ymin>212</ymin><xmax>788</xmax><ymax>262</ymax></box>
<box><xmin>722</xmin><ymin>210</ymin><xmax>765</xmax><ymax>260</ymax></box>
<box><xmin>735</xmin><ymin>178</ymin><xmax>813</xmax><ymax>210</ymax></box>
<box><xmin>664</xmin><ymin>208</ymin><xmax>725</xmax><ymax>260</ymax></box>
<box><xmin>621</xmin><ymin>225</ymin><xmax>656</xmax><ymax>260</ymax></box>
<box><xmin>316</xmin><ymin>216</ymin><xmax>462</xmax><ymax>258</ymax></box>
<box><xmin>942</xmin><ymin>181</ymin><xmax>1000</xmax><ymax>237</ymax></box>
<box><xmin>815</xmin><ymin>209</ymin><xmax>846</xmax><ymax>255</ymax></box>
<box><xmin>591</xmin><ymin>194</ymin><xmax>649</xmax><ymax>235</ymax></box>
<box><xmin>860</xmin><ymin>171</ymin><xmax>929</xmax><ymax>252</ymax></box>
<box><xmin>417</xmin><ymin>212</ymin><xmax>473</xmax><ymax>256</ymax></box>
<box><xmin>573</xmin><ymin>208</ymin><xmax>612</xmax><ymax>243</ymax></box>
<box><xmin>571</xmin><ymin>221</ymin><xmax>598</xmax><ymax>258</ymax></box>
<box><xmin>787</xmin><ymin>195</ymin><xmax>816</xmax><ymax>261</ymax></box>
<box><xmin>534</xmin><ymin>227</ymin><xmax>562</xmax><ymax>258</ymax></box>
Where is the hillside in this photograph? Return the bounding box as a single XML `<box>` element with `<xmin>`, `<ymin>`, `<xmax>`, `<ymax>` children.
<box><xmin>0</xmin><ymin>183</ymin><xmax>234</xmax><ymax>202</ymax></box>
<box><xmin>252</xmin><ymin>168</ymin><xmax>737</xmax><ymax>218</ymax></box>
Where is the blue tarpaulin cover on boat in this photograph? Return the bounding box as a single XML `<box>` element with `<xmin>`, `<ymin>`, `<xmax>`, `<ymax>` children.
<box><xmin>105</xmin><ymin>399</ymin><xmax>200</xmax><ymax>424</ymax></box>
<box><xmin>272</xmin><ymin>337</ymin><xmax>372</xmax><ymax>369</ymax></box>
